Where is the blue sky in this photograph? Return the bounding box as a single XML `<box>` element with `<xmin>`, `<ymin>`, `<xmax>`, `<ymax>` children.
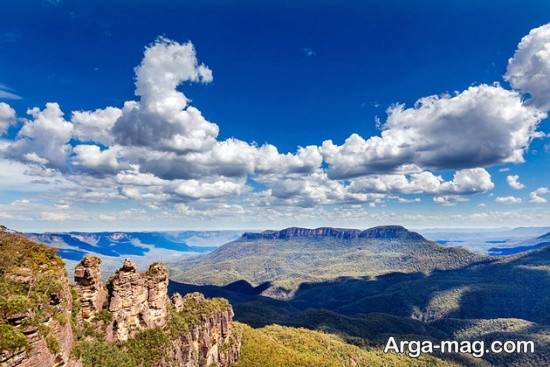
<box><xmin>0</xmin><ymin>0</ymin><xmax>549</xmax><ymax>231</ymax></box>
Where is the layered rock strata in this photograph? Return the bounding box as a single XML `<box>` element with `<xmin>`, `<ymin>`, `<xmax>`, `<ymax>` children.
<box><xmin>105</xmin><ymin>259</ymin><xmax>169</xmax><ymax>341</ymax></box>
<box><xmin>73</xmin><ymin>256</ymin><xmax>240</xmax><ymax>365</ymax></box>
<box><xmin>73</xmin><ymin>255</ymin><xmax>105</xmax><ymax>322</ymax></box>
<box><xmin>1</xmin><ymin>227</ymin><xmax>241</xmax><ymax>367</ymax></box>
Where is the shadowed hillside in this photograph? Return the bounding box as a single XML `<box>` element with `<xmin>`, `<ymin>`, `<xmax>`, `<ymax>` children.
<box><xmin>169</xmin><ymin>237</ymin><xmax>550</xmax><ymax>366</ymax></box>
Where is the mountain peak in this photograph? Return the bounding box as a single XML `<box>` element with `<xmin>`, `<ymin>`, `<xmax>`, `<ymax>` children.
<box><xmin>241</xmin><ymin>225</ymin><xmax>425</xmax><ymax>241</ymax></box>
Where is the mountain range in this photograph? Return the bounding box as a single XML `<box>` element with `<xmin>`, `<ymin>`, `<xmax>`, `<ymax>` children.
<box><xmin>25</xmin><ymin>230</ymin><xmax>242</xmax><ymax>278</ymax></box>
<box><xmin>170</xmin><ymin>225</ymin><xmax>485</xmax><ymax>299</ymax></box>
<box><xmin>419</xmin><ymin>227</ymin><xmax>550</xmax><ymax>254</ymax></box>
<box><xmin>169</xmin><ymin>225</ymin><xmax>550</xmax><ymax>366</ymax></box>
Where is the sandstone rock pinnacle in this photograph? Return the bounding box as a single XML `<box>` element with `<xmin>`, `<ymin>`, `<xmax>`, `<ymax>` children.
<box><xmin>107</xmin><ymin>261</ymin><xmax>169</xmax><ymax>341</ymax></box>
<box><xmin>74</xmin><ymin>255</ymin><xmax>106</xmax><ymax>322</ymax></box>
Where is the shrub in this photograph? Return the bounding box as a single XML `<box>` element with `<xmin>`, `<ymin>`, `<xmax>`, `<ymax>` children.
<box><xmin>46</xmin><ymin>335</ymin><xmax>60</xmax><ymax>354</ymax></box>
<box><xmin>74</xmin><ymin>340</ymin><xmax>134</xmax><ymax>367</ymax></box>
<box><xmin>0</xmin><ymin>324</ymin><xmax>29</xmax><ymax>352</ymax></box>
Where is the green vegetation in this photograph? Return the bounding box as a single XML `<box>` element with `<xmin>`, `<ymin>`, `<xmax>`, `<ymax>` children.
<box><xmin>168</xmin><ymin>295</ymin><xmax>230</xmax><ymax>336</ymax></box>
<box><xmin>95</xmin><ymin>308</ymin><xmax>113</xmax><ymax>323</ymax></box>
<box><xmin>74</xmin><ymin>296</ymin><xmax>232</xmax><ymax>367</ymax></box>
<box><xmin>0</xmin><ymin>228</ymin><xmax>65</xmax><ymax>275</ymax></box>
<box><xmin>0</xmin><ymin>324</ymin><xmax>29</xmax><ymax>352</ymax></box>
<box><xmin>171</xmin><ymin>238</ymin><xmax>550</xmax><ymax>366</ymax></box>
<box><xmin>0</xmin><ymin>229</ymin><xmax>66</xmax><ymax>326</ymax></box>
<box><xmin>73</xmin><ymin>340</ymin><xmax>134</xmax><ymax>367</ymax></box>
<box><xmin>235</xmin><ymin>323</ymin><xmax>456</xmax><ymax>367</ymax></box>
<box><xmin>1</xmin><ymin>228</ymin><xmax>69</xmax><ymax>358</ymax></box>
<box><xmin>171</xmin><ymin>235</ymin><xmax>484</xmax><ymax>297</ymax></box>
<box><xmin>74</xmin><ymin>328</ymin><xmax>171</xmax><ymax>367</ymax></box>
<box><xmin>3</xmin><ymin>225</ymin><xmax>550</xmax><ymax>366</ymax></box>
<box><xmin>45</xmin><ymin>334</ymin><xmax>61</xmax><ymax>354</ymax></box>
<box><xmin>70</xmin><ymin>286</ymin><xmax>81</xmax><ymax>330</ymax></box>
<box><xmin>125</xmin><ymin>329</ymin><xmax>171</xmax><ymax>366</ymax></box>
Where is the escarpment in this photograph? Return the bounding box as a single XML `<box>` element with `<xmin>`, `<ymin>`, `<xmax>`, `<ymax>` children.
<box><xmin>0</xmin><ymin>227</ymin><xmax>241</xmax><ymax>367</ymax></box>
<box><xmin>0</xmin><ymin>228</ymin><xmax>75</xmax><ymax>367</ymax></box>
<box><xmin>241</xmin><ymin>225</ymin><xmax>426</xmax><ymax>241</ymax></box>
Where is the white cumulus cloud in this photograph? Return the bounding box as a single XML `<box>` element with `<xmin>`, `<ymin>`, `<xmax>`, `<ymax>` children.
<box><xmin>321</xmin><ymin>85</ymin><xmax>545</xmax><ymax>179</ymax></box>
<box><xmin>506</xmin><ymin>23</ymin><xmax>550</xmax><ymax>110</ymax></box>
<box><xmin>172</xmin><ymin>178</ymin><xmax>246</xmax><ymax>200</ymax></box>
<box><xmin>6</xmin><ymin>103</ymin><xmax>73</xmax><ymax>169</ymax></box>
<box><xmin>529</xmin><ymin>187</ymin><xmax>549</xmax><ymax>203</ymax></box>
<box><xmin>348</xmin><ymin>168</ymin><xmax>494</xmax><ymax>196</ymax></box>
<box><xmin>506</xmin><ymin>175</ymin><xmax>525</xmax><ymax>190</ymax></box>
<box><xmin>72</xmin><ymin>145</ymin><xmax>124</xmax><ymax>175</ymax></box>
<box><xmin>112</xmin><ymin>38</ymin><xmax>218</xmax><ymax>153</ymax></box>
<box><xmin>3</xmin><ymin>22</ymin><xmax>550</xmax><ymax>220</ymax></box>
<box><xmin>0</xmin><ymin>102</ymin><xmax>16</xmax><ymax>135</ymax></box>
<box><xmin>71</xmin><ymin>107</ymin><xmax>122</xmax><ymax>145</ymax></box>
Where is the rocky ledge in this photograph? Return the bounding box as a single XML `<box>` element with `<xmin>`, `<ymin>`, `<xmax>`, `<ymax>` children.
<box><xmin>242</xmin><ymin>225</ymin><xmax>425</xmax><ymax>241</ymax></box>
<box><xmin>0</xmin><ymin>227</ymin><xmax>241</xmax><ymax>367</ymax></box>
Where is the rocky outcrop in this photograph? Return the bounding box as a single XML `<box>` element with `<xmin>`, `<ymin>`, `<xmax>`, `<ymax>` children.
<box><xmin>0</xmin><ymin>228</ymin><xmax>76</xmax><ymax>367</ymax></box>
<box><xmin>163</xmin><ymin>292</ymin><xmax>241</xmax><ymax>366</ymax></box>
<box><xmin>242</xmin><ymin>225</ymin><xmax>425</xmax><ymax>241</ymax></box>
<box><xmin>1</xmin><ymin>226</ymin><xmax>241</xmax><ymax>367</ymax></box>
<box><xmin>102</xmin><ymin>259</ymin><xmax>239</xmax><ymax>365</ymax></box>
<box><xmin>73</xmin><ymin>255</ymin><xmax>106</xmax><ymax>322</ymax></box>
<box><xmin>107</xmin><ymin>259</ymin><xmax>169</xmax><ymax>342</ymax></box>
<box><xmin>0</xmin><ymin>319</ymin><xmax>75</xmax><ymax>367</ymax></box>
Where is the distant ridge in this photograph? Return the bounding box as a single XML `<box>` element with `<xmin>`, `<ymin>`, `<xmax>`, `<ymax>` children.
<box><xmin>241</xmin><ymin>225</ymin><xmax>425</xmax><ymax>241</ymax></box>
<box><xmin>489</xmin><ymin>231</ymin><xmax>550</xmax><ymax>256</ymax></box>
<box><xmin>172</xmin><ymin>224</ymin><xmax>483</xmax><ymax>299</ymax></box>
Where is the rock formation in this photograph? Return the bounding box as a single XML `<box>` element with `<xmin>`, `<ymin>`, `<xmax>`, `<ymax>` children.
<box><xmin>106</xmin><ymin>259</ymin><xmax>169</xmax><ymax>342</ymax></box>
<box><xmin>1</xmin><ymin>226</ymin><xmax>241</xmax><ymax>367</ymax></box>
<box><xmin>73</xmin><ymin>255</ymin><xmax>106</xmax><ymax>322</ymax></box>
<box><xmin>72</xmin><ymin>256</ymin><xmax>240</xmax><ymax>365</ymax></box>
<box><xmin>163</xmin><ymin>292</ymin><xmax>241</xmax><ymax>367</ymax></box>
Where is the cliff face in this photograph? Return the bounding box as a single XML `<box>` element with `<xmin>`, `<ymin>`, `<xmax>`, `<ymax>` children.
<box><xmin>0</xmin><ymin>228</ymin><xmax>75</xmax><ymax>367</ymax></box>
<box><xmin>73</xmin><ymin>255</ymin><xmax>105</xmax><ymax>322</ymax></box>
<box><xmin>0</xmin><ymin>226</ymin><xmax>241</xmax><ymax>367</ymax></box>
<box><xmin>165</xmin><ymin>293</ymin><xmax>240</xmax><ymax>367</ymax></box>
<box><xmin>241</xmin><ymin>225</ymin><xmax>425</xmax><ymax>241</ymax></box>
<box><xmin>73</xmin><ymin>256</ymin><xmax>241</xmax><ymax>367</ymax></box>
<box><xmin>104</xmin><ymin>259</ymin><xmax>169</xmax><ymax>342</ymax></box>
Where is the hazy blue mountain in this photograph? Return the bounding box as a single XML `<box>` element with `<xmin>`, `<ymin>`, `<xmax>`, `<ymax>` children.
<box><xmin>419</xmin><ymin>226</ymin><xmax>550</xmax><ymax>254</ymax></box>
<box><xmin>488</xmin><ymin>231</ymin><xmax>550</xmax><ymax>255</ymax></box>
<box><xmin>25</xmin><ymin>230</ymin><xmax>242</xmax><ymax>278</ymax></box>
